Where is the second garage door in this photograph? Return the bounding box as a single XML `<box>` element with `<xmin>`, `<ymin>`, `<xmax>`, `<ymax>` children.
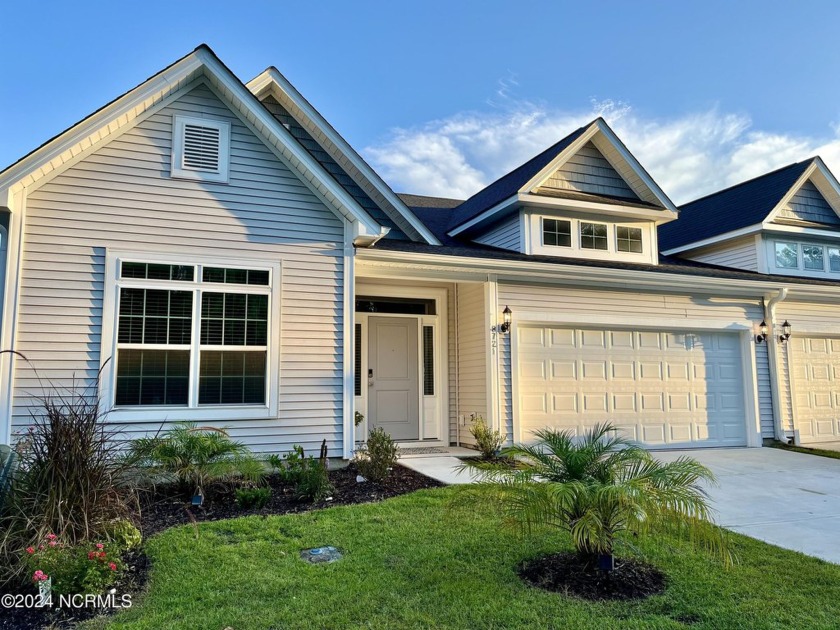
<box><xmin>516</xmin><ymin>326</ymin><xmax>748</xmax><ymax>448</ymax></box>
<box><xmin>790</xmin><ymin>336</ymin><xmax>840</xmax><ymax>443</ymax></box>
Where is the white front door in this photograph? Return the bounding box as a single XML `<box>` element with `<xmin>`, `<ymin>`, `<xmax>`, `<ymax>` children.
<box><xmin>790</xmin><ymin>336</ymin><xmax>840</xmax><ymax>443</ymax></box>
<box><xmin>516</xmin><ymin>326</ymin><xmax>748</xmax><ymax>448</ymax></box>
<box><xmin>368</xmin><ymin>316</ymin><xmax>420</xmax><ymax>441</ymax></box>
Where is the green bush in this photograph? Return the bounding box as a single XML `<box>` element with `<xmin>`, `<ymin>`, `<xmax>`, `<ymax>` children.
<box><xmin>129</xmin><ymin>423</ymin><xmax>264</xmax><ymax>496</ymax></box>
<box><xmin>354</xmin><ymin>428</ymin><xmax>400</xmax><ymax>483</ymax></box>
<box><xmin>268</xmin><ymin>445</ymin><xmax>306</xmax><ymax>484</ymax></box>
<box><xmin>101</xmin><ymin>518</ymin><xmax>142</xmax><ymax>552</ymax></box>
<box><xmin>461</xmin><ymin>423</ymin><xmax>727</xmax><ymax>569</ymax></box>
<box><xmin>235</xmin><ymin>486</ymin><xmax>271</xmax><ymax>509</ymax></box>
<box><xmin>270</xmin><ymin>444</ymin><xmax>332</xmax><ymax>502</ymax></box>
<box><xmin>24</xmin><ymin>534</ymin><xmax>123</xmax><ymax>595</ymax></box>
<box><xmin>469</xmin><ymin>415</ymin><xmax>505</xmax><ymax>460</ymax></box>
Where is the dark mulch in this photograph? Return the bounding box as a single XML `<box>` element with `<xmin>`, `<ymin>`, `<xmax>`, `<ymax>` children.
<box><xmin>4</xmin><ymin>463</ymin><xmax>439</xmax><ymax>629</ymax></box>
<box><xmin>519</xmin><ymin>552</ymin><xmax>667</xmax><ymax>601</ymax></box>
<box><xmin>139</xmin><ymin>462</ymin><xmax>443</xmax><ymax>536</ymax></box>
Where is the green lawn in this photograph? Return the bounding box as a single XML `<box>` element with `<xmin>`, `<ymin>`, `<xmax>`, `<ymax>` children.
<box><xmin>768</xmin><ymin>441</ymin><xmax>840</xmax><ymax>461</ymax></box>
<box><xmin>96</xmin><ymin>487</ymin><xmax>840</xmax><ymax>630</ymax></box>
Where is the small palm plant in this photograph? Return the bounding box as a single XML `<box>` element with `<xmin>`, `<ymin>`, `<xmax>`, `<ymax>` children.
<box><xmin>129</xmin><ymin>423</ymin><xmax>264</xmax><ymax>497</ymax></box>
<box><xmin>460</xmin><ymin>423</ymin><xmax>727</xmax><ymax>570</ymax></box>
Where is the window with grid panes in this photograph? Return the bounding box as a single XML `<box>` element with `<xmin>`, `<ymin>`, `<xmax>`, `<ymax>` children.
<box><xmin>115</xmin><ymin>261</ymin><xmax>271</xmax><ymax>408</ymax></box>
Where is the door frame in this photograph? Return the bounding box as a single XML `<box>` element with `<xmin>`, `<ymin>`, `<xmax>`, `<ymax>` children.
<box><xmin>355</xmin><ymin>283</ymin><xmax>449</xmax><ymax>448</ymax></box>
<box><xmin>510</xmin><ymin>312</ymin><xmax>762</xmax><ymax>448</ymax></box>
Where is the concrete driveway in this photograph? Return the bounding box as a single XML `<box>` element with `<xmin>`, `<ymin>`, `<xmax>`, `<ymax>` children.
<box><xmin>656</xmin><ymin>447</ymin><xmax>840</xmax><ymax>564</ymax></box>
<box><xmin>403</xmin><ymin>446</ymin><xmax>840</xmax><ymax>563</ymax></box>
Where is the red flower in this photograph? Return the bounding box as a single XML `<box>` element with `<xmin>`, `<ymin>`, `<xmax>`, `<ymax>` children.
<box><xmin>109</xmin><ymin>562</ymin><xmax>117</xmax><ymax>571</ymax></box>
<box><xmin>32</xmin><ymin>570</ymin><xmax>48</xmax><ymax>582</ymax></box>
<box><xmin>98</xmin><ymin>551</ymin><xmax>106</xmax><ymax>559</ymax></box>
<box><xmin>88</xmin><ymin>551</ymin><xmax>96</xmax><ymax>560</ymax></box>
<box><xmin>25</xmin><ymin>547</ymin><xmax>34</xmax><ymax>555</ymax></box>
<box><xmin>45</xmin><ymin>534</ymin><xmax>57</xmax><ymax>541</ymax></box>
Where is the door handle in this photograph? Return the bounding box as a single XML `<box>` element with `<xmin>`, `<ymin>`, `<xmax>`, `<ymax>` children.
<box><xmin>368</xmin><ymin>368</ymin><xmax>374</xmax><ymax>387</ymax></box>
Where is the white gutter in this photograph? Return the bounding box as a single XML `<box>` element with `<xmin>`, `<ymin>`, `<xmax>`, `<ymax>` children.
<box><xmin>352</xmin><ymin>227</ymin><xmax>390</xmax><ymax>248</ymax></box>
<box><xmin>764</xmin><ymin>288</ymin><xmax>792</xmax><ymax>444</ymax></box>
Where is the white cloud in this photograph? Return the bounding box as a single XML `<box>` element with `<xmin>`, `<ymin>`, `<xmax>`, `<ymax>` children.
<box><xmin>363</xmin><ymin>98</ymin><xmax>840</xmax><ymax>204</ymax></box>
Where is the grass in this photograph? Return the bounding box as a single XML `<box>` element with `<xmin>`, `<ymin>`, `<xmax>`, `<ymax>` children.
<box><xmin>768</xmin><ymin>440</ymin><xmax>840</xmax><ymax>460</ymax></box>
<box><xmin>94</xmin><ymin>487</ymin><xmax>840</xmax><ymax>630</ymax></box>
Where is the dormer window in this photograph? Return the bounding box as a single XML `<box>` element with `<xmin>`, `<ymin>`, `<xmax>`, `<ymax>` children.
<box><xmin>774</xmin><ymin>242</ymin><xmax>798</xmax><ymax>269</ymax></box>
<box><xmin>580</xmin><ymin>222</ymin><xmax>608</xmax><ymax>250</ymax></box>
<box><xmin>830</xmin><ymin>248</ymin><xmax>840</xmax><ymax>272</ymax></box>
<box><xmin>542</xmin><ymin>218</ymin><xmax>571</xmax><ymax>247</ymax></box>
<box><xmin>803</xmin><ymin>245</ymin><xmax>824</xmax><ymax>271</ymax></box>
<box><xmin>616</xmin><ymin>226</ymin><xmax>643</xmax><ymax>253</ymax></box>
<box><xmin>171</xmin><ymin>115</ymin><xmax>231</xmax><ymax>183</ymax></box>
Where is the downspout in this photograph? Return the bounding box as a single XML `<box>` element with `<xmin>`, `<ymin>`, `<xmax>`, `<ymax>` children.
<box><xmin>764</xmin><ymin>288</ymin><xmax>792</xmax><ymax>444</ymax></box>
<box><xmin>454</xmin><ymin>284</ymin><xmax>461</xmax><ymax>447</ymax></box>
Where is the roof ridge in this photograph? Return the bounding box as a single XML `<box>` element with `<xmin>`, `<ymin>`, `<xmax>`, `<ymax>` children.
<box><xmin>681</xmin><ymin>158</ymin><xmax>816</xmax><ymax>208</ymax></box>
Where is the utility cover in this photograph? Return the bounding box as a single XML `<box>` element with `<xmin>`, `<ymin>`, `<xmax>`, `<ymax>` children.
<box><xmin>300</xmin><ymin>546</ymin><xmax>343</xmax><ymax>564</ymax></box>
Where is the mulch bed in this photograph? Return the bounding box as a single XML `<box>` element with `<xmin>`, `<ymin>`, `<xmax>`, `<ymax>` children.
<box><xmin>519</xmin><ymin>552</ymin><xmax>667</xmax><ymax>601</ymax></box>
<box><xmin>139</xmin><ymin>462</ymin><xmax>443</xmax><ymax>536</ymax></box>
<box><xmin>2</xmin><ymin>463</ymin><xmax>441</xmax><ymax>629</ymax></box>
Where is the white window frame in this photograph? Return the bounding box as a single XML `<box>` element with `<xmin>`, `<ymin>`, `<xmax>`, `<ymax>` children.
<box><xmin>616</xmin><ymin>225</ymin><xmax>644</xmax><ymax>253</ymax></box>
<box><xmin>541</xmin><ymin>217</ymin><xmax>572</xmax><ymax>248</ymax></box>
<box><xmin>100</xmin><ymin>250</ymin><xmax>281</xmax><ymax>421</ymax></box>
<box><xmin>773</xmin><ymin>241</ymin><xmax>800</xmax><ymax>270</ymax></box>
<box><xmin>529</xmin><ymin>213</ymin><xmax>654</xmax><ymax>263</ymax></box>
<box><xmin>802</xmin><ymin>244</ymin><xmax>825</xmax><ymax>271</ymax></box>
<box><xmin>170</xmin><ymin>115</ymin><xmax>231</xmax><ymax>183</ymax></box>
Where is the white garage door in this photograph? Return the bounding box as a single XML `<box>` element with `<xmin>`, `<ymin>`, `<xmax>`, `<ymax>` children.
<box><xmin>517</xmin><ymin>326</ymin><xmax>748</xmax><ymax>448</ymax></box>
<box><xmin>790</xmin><ymin>336</ymin><xmax>840</xmax><ymax>443</ymax></box>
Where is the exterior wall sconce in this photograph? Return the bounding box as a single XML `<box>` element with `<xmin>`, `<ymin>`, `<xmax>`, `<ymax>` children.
<box><xmin>779</xmin><ymin>320</ymin><xmax>792</xmax><ymax>344</ymax></box>
<box><xmin>500</xmin><ymin>306</ymin><xmax>512</xmax><ymax>334</ymax></box>
<box><xmin>755</xmin><ymin>320</ymin><xmax>768</xmax><ymax>344</ymax></box>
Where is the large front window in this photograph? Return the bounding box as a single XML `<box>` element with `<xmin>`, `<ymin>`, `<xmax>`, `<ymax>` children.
<box><xmin>114</xmin><ymin>260</ymin><xmax>272</xmax><ymax>408</ymax></box>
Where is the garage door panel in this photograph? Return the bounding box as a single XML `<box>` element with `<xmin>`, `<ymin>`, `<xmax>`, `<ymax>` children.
<box><xmin>791</xmin><ymin>336</ymin><xmax>840</xmax><ymax>443</ymax></box>
<box><xmin>517</xmin><ymin>325</ymin><xmax>747</xmax><ymax>448</ymax></box>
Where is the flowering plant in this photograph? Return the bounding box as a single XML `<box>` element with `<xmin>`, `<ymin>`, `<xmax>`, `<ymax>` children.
<box><xmin>24</xmin><ymin>534</ymin><xmax>123</xmax><ymax>595</ymax></box>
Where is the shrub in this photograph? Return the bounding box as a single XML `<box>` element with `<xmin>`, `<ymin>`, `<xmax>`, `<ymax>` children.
<box><xmin>354</xmin><ymin>428</ymin><xmax>400</xmax><ymax>483</ymax></box>
<box><xmin>129</xmin><ymin>423</ymin><xmax>264</xmax><ymax>496</ymax></box>
<box><xmin>101</xmin><ymin>518</ymin><xmax>142</xmax><ymax>552</ymax></box>
<box><xmin>468</xmin><ymin>415</ymin><xmax>505</xmax><ymax>460</ymax></box>
<box><xmin>0</xmin><ymin>364</ymin><xmax>137</xmax><ymax>587</ymax></box>
<box><xmin>460</xmin><ymin>423</ymin><xmax>728</xmax><ymax>570</ymax></box>
<box><xmin>268</xmin><ymin>445</ymin><xmax>306</xmax><ymax>484</ymax></box>
<box><xmin>271</xmin><ymin>443</ymin><xmax>332</xmax><ymax>502</ymax></box>
<box><xmin>24</xmin><ymin>534</ymin><xmax>123</xmax><ymax>595</ymax></box>
<box><xmin>235</xmin><ymin>487</ymin><xmax>271</xmax><ymax>510</ymax></box>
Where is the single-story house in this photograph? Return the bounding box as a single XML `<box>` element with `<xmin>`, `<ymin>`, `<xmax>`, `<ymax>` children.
<box><xmin>2</xmin><ymin>45</ymin><xmax>840</xmax><ymax>458</ymax></box>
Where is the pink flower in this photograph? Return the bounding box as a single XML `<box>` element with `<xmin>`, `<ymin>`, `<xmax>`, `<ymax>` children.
<box><xmin>108</xmin><ymin>562</ymin><xmax>117</xmax><ymax>571</ymax></box>
<box><xmin>95</xmin><ymin>543</ymin><xmax>104</xmax><ymax>550</ymax></box>
<box><xmin>45</xmin><ymin>534</ymin><xmax>57</xmax><ymax>541</ymax></box>
<box><xmin>32</xmin><ymin>570</ymin><xmax>48</xmax><ymax>582</ymax></box>
<box><xmin>48</xmin><ymin>541</ymin><xmax>57</xmax><ymax>547</ymax></box>
<box><xmin>25</xmin><ymin>547</ymin><xmax>34</xmax><ymax>555</ymax></box>
<box><xmin>38</xmin><ymin>545</ymin><xmax>44</xmax><ymax>551</ymax></box>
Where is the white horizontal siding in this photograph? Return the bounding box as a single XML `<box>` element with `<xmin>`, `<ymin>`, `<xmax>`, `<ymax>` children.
<box><xmin>474</xmin><ymin>214</ymin><xmax>521</xmax><ymax>252</ymax></box>
<box><xmin>14</xmin><ymin>81</ymin><xmax>347</xmax><ymax>455</ymax></box>
<box><xmin>686</xmin><ymin>236</ymin><xmax>759</xmax><ymax>272</ymax></box>
<box><xmin>498</xmin><ymin>282</ymin><xmax>774</xmax><ymax>441</ymax></box>
<box><xmin>455</xmin><ymin>283</ymin><xmax>487</xmax><ymax>447</ymax></box>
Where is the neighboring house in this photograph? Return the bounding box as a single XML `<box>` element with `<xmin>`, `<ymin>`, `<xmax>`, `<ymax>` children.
<box><xmin>1</xmin><ymin>45</ymin><xmax>839</xmax><ymax>458</ymax></box>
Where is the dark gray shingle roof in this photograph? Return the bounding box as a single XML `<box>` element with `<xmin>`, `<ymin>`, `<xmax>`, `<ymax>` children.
<box><xmin>659</xmin><ymin>160</ymin><xmax>814</xmax><ymax>251</ymax></box>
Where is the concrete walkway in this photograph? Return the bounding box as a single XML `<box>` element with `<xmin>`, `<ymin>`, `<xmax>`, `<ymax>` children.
<box><xmin>402</xmin><ymin>446</ymin><xmax>840</xmax><ymax>564</ymax></box>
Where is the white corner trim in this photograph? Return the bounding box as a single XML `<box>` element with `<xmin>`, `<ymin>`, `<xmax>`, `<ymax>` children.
<box><xmin>247</xmin><ymin>68</ymin><xmax>441</xmax><ymax>246</ymax></box>
<box><xmin>765</xmin><ymin>161</ymin><xmax>818</xmax><ymax>224</ymax></box>
<box><xmin>342</xmin><ymin>221</ymin><xmax>356</xmax><ymax>459</ymax></box>
<box><xmin>520</xmin><ymin>122</ymin><xmax>601</xmax><ymax>193</ymax></box>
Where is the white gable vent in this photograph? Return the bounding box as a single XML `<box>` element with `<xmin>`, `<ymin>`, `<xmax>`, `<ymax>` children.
<box><xmin>171</xmin><ymin>115</ymin><xmax>230</xmax><ymax>183</ymax></box>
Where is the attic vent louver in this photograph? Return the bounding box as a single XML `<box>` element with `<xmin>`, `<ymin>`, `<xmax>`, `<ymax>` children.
<box><xmin>183</xmin><ymin>124</ymin><xmax>221</xmax><ymax>171</ymax></box>
<box><xmin>171</xmin><ymin>115</ymin><xmax>230</xmax><ymax>183</ymax></box>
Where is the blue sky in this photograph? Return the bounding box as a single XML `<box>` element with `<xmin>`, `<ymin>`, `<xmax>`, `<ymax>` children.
<box><xmin>2</xmin><ymin>1</ymin><xmax>840</xmax><ymax>203</ymax></box>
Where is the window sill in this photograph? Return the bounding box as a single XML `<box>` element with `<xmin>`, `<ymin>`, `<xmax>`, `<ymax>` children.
<box><xmin>104</xmin><ymin>405</ymin><xmax>275</xmax><ymax>423</ymax></box>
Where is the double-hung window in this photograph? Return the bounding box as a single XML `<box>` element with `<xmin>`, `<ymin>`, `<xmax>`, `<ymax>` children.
<box><xmin>112</xmin><ymin>258</ymin><xmax>276</xmax><ymax>413</ymax></box>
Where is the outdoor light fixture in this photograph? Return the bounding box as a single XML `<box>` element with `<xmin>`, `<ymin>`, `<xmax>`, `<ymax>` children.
<box><xmin>500</xmin><ymin>306</ymin><xmax>512</xmax><ymax>334</ymax></box>
<box><xmin>756</xmin><ymin>320</ymin><xmax>768</xmax><ymax>344</ymax></box>
<box><xmin>779</xmin><ymin>320</ymin><xmax>792</xmax><ymax>343</ymax></box>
